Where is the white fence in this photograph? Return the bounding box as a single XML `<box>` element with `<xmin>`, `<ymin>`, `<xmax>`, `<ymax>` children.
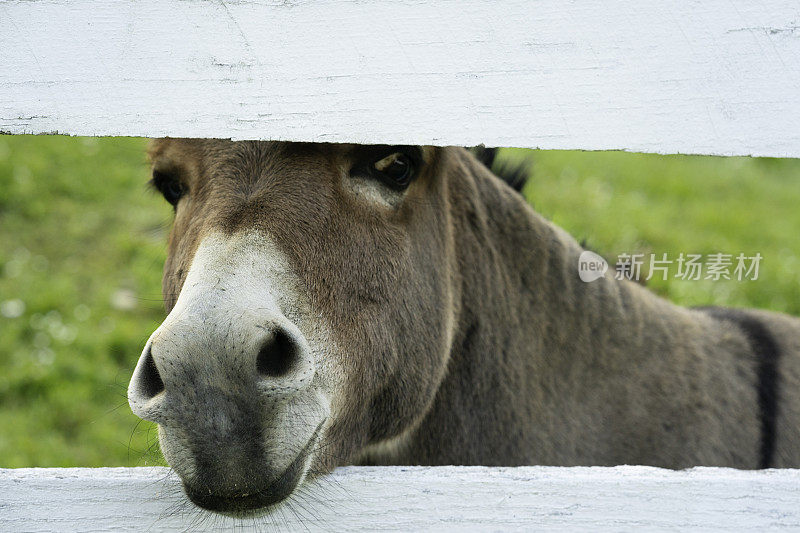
<box><xmin>2</xmin><ymin>1</ymin><xmax>800</xmax><ymax>530</ymax></box>
<box><xmin>2</xmin><ymin>0</ymin><xmax>800</xmax><ymax>156</ymax></box>
<box><xmin>3</xmin><ymin>466</ymin><xmax>800</xmax><ymax>532</ymax></box>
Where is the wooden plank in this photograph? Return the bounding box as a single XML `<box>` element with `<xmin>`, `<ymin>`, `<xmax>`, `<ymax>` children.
<box><xmin>2</xmin><ymin>466</ymin><xmax>800</xmax><ymax>531</ymax></box>
<box><xmin>1</xmin><ymin>1</ymin><xmax>798</xmax><ymax>157</ymax></box>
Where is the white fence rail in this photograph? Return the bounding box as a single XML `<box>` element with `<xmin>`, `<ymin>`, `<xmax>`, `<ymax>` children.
<box><xmin>1</xmin><ymin>0</ymin><xmax>799</xmax><ymax>156</ymax></box>
<box><xmin>3</xmin><ymin>466</ymin><xmax>800</xmax><ymax>531</ymax></box>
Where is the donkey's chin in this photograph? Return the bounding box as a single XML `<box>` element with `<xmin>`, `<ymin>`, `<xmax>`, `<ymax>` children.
<box><xmin>169</xmin><ymin>421</ymin><xmax>325</xmax><ymax>515</ymax></box>
<box><xmin>184</xmin><ymin>436</ymin><xmax>317</xmax><ymax>515</ymax></box>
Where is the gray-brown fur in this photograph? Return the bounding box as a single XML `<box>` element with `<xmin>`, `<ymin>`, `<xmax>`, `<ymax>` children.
<box><xmin>129</xmin><ymin>139</ymin><xmax>800</xmax><ymax>513</ymax></box>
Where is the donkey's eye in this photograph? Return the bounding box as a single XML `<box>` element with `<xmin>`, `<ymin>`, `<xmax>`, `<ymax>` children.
<box><xmin>151</xmin><ymin>170</ymin><xmax>185</xmax><ymax>207</ymax></box>
<box><xmin>371</xmin><ymin>152</ymin><xmax>415</xmax><ymax>190</ymax></box>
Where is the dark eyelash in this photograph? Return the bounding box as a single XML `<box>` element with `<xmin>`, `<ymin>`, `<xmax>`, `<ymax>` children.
<box><xmin>375</xmin><ymin>146</ymin><xmax>422</xmax><ymax>167</ymax></box>
<box><xmin>350</xmin><ymin>145</ymin><xmax>421</xmax><ymax>166</ymax></box>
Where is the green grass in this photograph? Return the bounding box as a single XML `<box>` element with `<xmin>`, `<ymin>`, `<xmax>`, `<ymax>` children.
<box><xmin>0</xmin><ymin>137</ymin><xmax>798</xmax><ymax>467</ymax></box>
<box><xmin>0</xmin><ymin>136</ymin><xmax>165</xmax><ymax>467</ymax></box>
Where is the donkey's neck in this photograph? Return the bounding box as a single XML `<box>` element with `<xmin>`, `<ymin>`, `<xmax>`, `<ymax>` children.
<box><xmin>409</xmin><ymin>149</ymin><xmax>701</xmax><ymax>466</ymax></box>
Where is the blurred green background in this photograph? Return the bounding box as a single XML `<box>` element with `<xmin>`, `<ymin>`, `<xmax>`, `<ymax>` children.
<box><xmin>1</xmin><ymin>136</ymin><xmax>799</xmax><ymax>467</ymax></box>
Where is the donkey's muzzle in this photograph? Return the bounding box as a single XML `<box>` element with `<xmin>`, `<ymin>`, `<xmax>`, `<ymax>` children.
<box><xmin>126</xmin><ymin>231</ymin><xmax>333</xmax><ymax>513</ymax></box>
<box><xmin>127</xmin><ymin>304</ymin><xmax>325</xmax><ymax>513</ymax></box>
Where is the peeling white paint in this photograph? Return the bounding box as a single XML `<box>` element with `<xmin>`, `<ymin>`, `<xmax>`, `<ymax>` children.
<box><xmin>1</xmin><ymin>1</ymin><xmax>799</xmax><ymax>156</ymax></box>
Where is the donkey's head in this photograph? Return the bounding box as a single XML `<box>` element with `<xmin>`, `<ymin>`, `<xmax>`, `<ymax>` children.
<box><xmin>128</xmin><ymin>139</ymin><xmax>460</xmax><ymax>513</ymax></box>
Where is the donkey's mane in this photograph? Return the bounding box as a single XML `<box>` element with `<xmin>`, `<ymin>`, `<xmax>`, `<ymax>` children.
<box><xmin>469</xmin><ymin>146</ymin><xmax>529</xmax><ymax>193</ymax></box>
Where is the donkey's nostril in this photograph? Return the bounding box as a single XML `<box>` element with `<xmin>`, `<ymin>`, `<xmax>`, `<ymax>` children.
<box><xmin>256</xmin><ymin>329</ymin><xmax>297</xmax><ymax>378</ymax></box>
<box><xmin>138</xmin><ymin>345</ymin><xmax>165</xmax><ymax>399</ymax></box>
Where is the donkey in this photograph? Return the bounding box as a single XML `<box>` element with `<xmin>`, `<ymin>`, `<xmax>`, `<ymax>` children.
<box><xmin>128</xmin><ymin>139</ymin><xmax>800</xmax><ymax>514</ymax></box>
